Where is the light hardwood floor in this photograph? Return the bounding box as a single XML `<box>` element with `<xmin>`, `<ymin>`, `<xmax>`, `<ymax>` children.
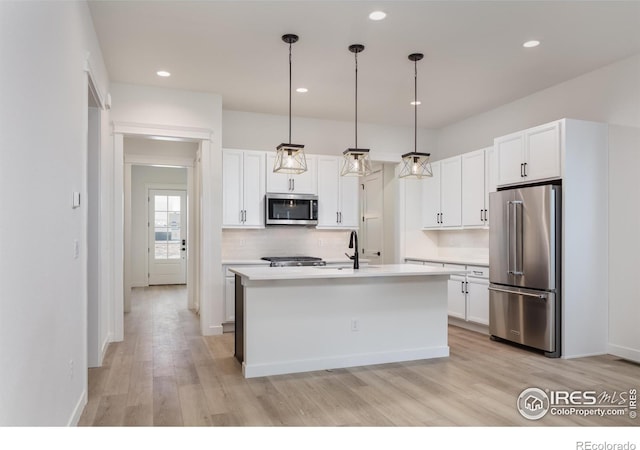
<box><xmin>79</xmin><ymin>285</ymin><xmax>640</xmax><ymax>426</ymax></box>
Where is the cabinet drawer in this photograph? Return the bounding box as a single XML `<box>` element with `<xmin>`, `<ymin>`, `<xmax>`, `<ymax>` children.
<box><xmin>467</xmin><ymin>265</ymin><xmax>489</xmax><ymax>279</ymax></box>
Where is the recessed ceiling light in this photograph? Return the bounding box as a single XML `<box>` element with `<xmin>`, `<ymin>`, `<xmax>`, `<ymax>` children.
<box><xmin>156</xmin><ymin>70</ymin><xmax>171</xmax><ymax>77</ymax></box>
<box><xmin>369</xmin><ymin>11</ymin><xmax>386</xmax><ymax>21</ymax></box>
<box><xmin>410</xmin><ymin>101</ymin><xmax>421</xmax><ymax>106</ymax></box>
<box><xmin>523</xmin><ymin>40</ymin><xmax>540</xmax><ymax>48</ymax></box>
<box><xmin>296</xmin><ymin>87</ymin><xmax>308</xmax><ymax>93</ymax></box>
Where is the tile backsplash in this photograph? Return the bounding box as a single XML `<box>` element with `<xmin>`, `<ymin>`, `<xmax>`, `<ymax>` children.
<box><xmin>222</xmin><ymin>228</ymin><xmax>353</xmax><ymax>260</ymax></box>
<box><xmin>436</xmin><ymin>229</ymin><xmax>489</xmax><ymax>260</ymax></box>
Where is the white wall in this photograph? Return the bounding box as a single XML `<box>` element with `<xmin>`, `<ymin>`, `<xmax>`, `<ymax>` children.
<box><xmin>130</xmin><ymin>165</ymin><xmax>188</xmax><ymax>286</ymax></box>
<box><xmin>607</xmin><ymin>125</ymin><xmax>640</xmax><ymax>361</ymax></box>
<box><xmin>435</xmin><ymin>54</ymin><xmax>640</xmax><ymax>158</ymax></box>
<box><xmin>0</xmin><ymin>1</ymin><xmax>109</xmax><ymax>425</ymax></box>
<box><xmin>222</xmin><ymin>109</ymin><xmax>437</xmax><ymax>161</ymax></box>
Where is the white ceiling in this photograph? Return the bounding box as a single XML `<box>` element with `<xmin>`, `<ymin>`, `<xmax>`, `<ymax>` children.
<box><xmin>88</xmin><ymin>0</ymin><xmax>640</xmax><ymax>129</ymax></box>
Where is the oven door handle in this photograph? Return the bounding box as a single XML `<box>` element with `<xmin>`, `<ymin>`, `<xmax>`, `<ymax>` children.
<box><xmin>488</xmin><ymin>286</ymin><xmax>547</xmax><ymax>299</ymax></box>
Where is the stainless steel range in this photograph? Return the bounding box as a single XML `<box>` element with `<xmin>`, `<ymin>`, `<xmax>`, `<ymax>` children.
<box><xmin>261</xmin><ymin>256</ymin><xmax>326</xmax><ymax>267</ymax></box>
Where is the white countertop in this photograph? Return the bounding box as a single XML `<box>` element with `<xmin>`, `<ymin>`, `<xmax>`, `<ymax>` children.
<box><xmin>229</xmin><ymin>263</ymin><xmax>467</xmax><ymax>281</ymax></box>
<box><xmin>405</xmin><ymin>256</ymin><xmax>489</xmax><ymax>267</ymax></box>
<box><xmin>221</xmin><ymin>258</ymin><xmax>369</xmax><ymax>266</ymax></box>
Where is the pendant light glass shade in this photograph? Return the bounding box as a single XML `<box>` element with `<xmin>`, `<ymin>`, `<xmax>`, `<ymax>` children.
<box><xmin>341</xmin><ymin>44</ymin><xmax>372</xmax><ymax>177</ymax></box>
<box><xmin>341</xmin><ymin>148</ymin><xmax>372</xmax><ymax>177</ymax></box>
<box><xmin>274</xmin><ymin>34</ymin><xmax>307</xmax><ymax>174</ymax></box>
<box><xmin>399</xmin><ymin>152</ymin><xmax>432</xmax><ymax>178</ymax></box>
<box><xmin>399</xmin><ymin>52</ymin><xmax>433</xmax><ymax>179</ymax></box>
<box><xmin>274</xmin><ymin>143</ymin><xmax>307</xmax><ymax>174</ymax></box>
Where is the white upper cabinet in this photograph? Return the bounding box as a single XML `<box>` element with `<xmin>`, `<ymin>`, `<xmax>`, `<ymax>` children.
<box><xmin>266</xmin><ymin>153</ymin><xmax>317</xmax><ymax>194</ymax></box>
<box><xmin>462</xmin><ymin>147</ymin><xmax>493</xmax><ymax>227</ymax></box>
<box><xmin>495</xmin><ymin>120</ymin><xmax>562</xmax><ymax>187</ymax></box>
<box><xmin>222</xmin><ymin>149</ymin><xmax>265</xmax><ymax>228</ymax></box>
<box><xmin>316</xmin><ymin>156</ymin><xmax>359</xmax><ymax>229</ymax></box>
<box><xmin>422</xmin><ymin>156</ymin><xmax>462</xmax><ymax>229</ymax></box>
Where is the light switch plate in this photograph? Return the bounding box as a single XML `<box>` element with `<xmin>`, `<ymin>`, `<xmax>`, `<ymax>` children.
<box><xmin>72</xmin><ymin>192</ymin><xmax>81</xmax><ymax>208</ymax></box>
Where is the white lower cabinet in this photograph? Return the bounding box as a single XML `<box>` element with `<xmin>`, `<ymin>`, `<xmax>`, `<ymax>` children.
<box><xmin>446</xmin><ymin>265</ymin><xmax>489</xmax><ymax>326</ymax></box>
<box><xmin>224</xmin><ymin>276</ymin><xmax>236</xmax><ymax>322</ymax></box>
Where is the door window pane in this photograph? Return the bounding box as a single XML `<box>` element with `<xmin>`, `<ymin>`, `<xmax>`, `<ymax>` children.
<box><xmin>153</xmin><ymin>193</ymin><xmax>183</xmax><ymax>261</ymax></box>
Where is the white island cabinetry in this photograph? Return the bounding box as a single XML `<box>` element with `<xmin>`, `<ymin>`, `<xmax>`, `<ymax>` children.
<box><xmin>231</xmin><ymin>264</ymin><xmax>466</xmax><ymax>378</ymax></box>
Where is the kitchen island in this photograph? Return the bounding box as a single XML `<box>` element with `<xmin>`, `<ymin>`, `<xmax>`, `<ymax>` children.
<box><xmin>230</xmin><ymin>264</ymin><xmax>467</xmax><ymax>378</ymax></box>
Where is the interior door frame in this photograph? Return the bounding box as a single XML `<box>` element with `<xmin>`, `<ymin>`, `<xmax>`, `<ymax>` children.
<box><xmin>113</xmin><ymin>122</ymin><xmax>216</xmax><ymax>341</ymax></box>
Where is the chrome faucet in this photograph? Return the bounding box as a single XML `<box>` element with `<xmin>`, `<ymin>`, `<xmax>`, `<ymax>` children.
<box><xmin>345</xmin><ymin>230</ymin><xmax>360</xmax><ymax>269</ymax></box>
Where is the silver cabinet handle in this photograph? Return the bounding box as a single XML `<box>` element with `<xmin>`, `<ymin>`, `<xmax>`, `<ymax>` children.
<box><xmin>488</xmin><ymin>286</ymin><xmax>547</xmax><ymax>299</ymax></box>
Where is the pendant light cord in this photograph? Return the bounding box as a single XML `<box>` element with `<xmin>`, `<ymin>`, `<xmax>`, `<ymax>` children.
<box><xmin>414</xmin><ymin>59</ymin><xmax>417</xmax><ymax>153</ymax></box>
<box><xmin>289</xmin><ymin>41</ymin><xmax>292</xmax><ymax>144</ymax></box>
<box><xmin>355</xmin><ymin>50</ymin><xmax>359</xmax><ymax>149</ymax></box>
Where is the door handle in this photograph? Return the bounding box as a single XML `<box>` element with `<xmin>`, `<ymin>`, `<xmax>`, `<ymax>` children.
<box><xmin>489</xmin><ymin>286</ymin><xmax>547</xmax><ymax>299</ymax></box>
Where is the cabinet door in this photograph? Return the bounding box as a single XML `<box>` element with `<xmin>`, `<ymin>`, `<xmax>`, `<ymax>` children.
<box><xmin>467</xmin><ymin>278</ymin><xmax>489</xmax><ymax>325</ymax></box>
<box><xmin>316</xmin><ymin>157</ymin><xmax>340</xmax><ymax>227</ymax></box>
<box><xmin>447</xmin><ymin>275</ymin><xmax>467</xmax><ymax>320</ymax></box>
<box><xmin>242</xmin><ymin>151</ymin><xmax>265</xmax><ymax>227</ymax></box>
<box><xmin>422</xmin><ymin>161</ymin><xmax>441</xmax><ymax>228</ymax></box>
<box><xmin>222</xmin><ymin>149</ymin><xmax>243</xmax><ymax>227</ymax></box>
<box><xmin>524</xmin><ymin>121</ymin><xmax>561</xmax><ymax>182</ymax></box>
<box><xmin>462</xmin><ymin>150</ymin><xmax>486</xmax><ymax>227</ymax></box>
<box><xmin>495</xmin><ymin>132</ymin><xmax>525</xmax><ymax>186</ymax></box>
<box><xmin>484</xmin><ymin>147</ymin><xmax>496</xmax><ymax>226</ymax></box>
<box><xmin>291</xmin><ymin>155</ymin><xmax>317</xmax><ymax>194</ymax></box>
<box><xmin>224</xmin><ymin>276</ymin><xmax>236</xmax><ymax>322</ymax></box>
<box><xmin>339</xmin><ymin>174</ymin><xmax>360</xmax><ymax>228</ymax></box>
<box><xmin>440</xmin><ymin>156</ymin><xmax>462</xmax><ymax>227</ymax></box>
<box><xmin>265</xmin><ymin>153</ymin><xmax>292</xmax><ymax>193</ymax></box>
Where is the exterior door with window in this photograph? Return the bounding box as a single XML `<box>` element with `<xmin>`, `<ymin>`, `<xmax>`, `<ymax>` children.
<box><xmin>148</xmin><ymin>189</ymin><xmax>187</xmax><ymax>285</ymax></box>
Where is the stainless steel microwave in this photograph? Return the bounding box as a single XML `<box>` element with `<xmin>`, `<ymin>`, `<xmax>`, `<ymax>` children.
<box><xmin>265</xmin><ymin>193</ymin><xmax>318</xmax><ymax>226</ymax></box>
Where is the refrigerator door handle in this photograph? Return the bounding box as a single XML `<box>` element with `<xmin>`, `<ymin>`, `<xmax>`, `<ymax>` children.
<box><xmin>508</xmin><ymin>200</ymin><xmax>524</xmax><ymax>275</ymax></box>
<box><xmin>488</xmin><ymin>286</ymin><xmax>547</xmax><ymax>299</ymax></box>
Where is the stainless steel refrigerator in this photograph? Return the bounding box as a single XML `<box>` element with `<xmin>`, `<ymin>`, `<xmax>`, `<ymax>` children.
<box><xmin>489</xmin><ymin>183</ymin><xmax>561</xmax><ymax>357</ymax></box>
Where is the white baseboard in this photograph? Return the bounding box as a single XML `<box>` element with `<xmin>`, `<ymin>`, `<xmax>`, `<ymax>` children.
<box><xmin>242</xmin><ymin>346</ymin><xmax>450</xmax><ymax>378</ymax></box>
<box><xmin>608</xmin><ymin>343</ymin><xmax>640</xmax><ymax>364</ymax></box>
<box><xmin>203</xmin><ymin>324</ymin><xmax>224</xmax><ymax>336</ymax></box>
<box><xmin>67</xmin><ymin>390</ymin><xmax>87</xmax><ymax>426</ymax></box>
<box><xmin>448</xmin><ymin>317</ymin><xmax>489</xmax><ymax>335</ymax></box>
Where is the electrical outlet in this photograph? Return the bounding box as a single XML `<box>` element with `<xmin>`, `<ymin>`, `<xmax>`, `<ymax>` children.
<box><xmin>351</xmin><ymin>319</ymin><xmax>359</xmax><ymax>332</ymax></box>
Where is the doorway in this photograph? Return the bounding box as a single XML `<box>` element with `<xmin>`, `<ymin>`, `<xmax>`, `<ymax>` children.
<box><xmin>148</xmin><ymin>188</ymin><xmax>187</xmax><ymax>285</ymax></box>
<box><xmin>361</xmin><ymin>165</ymin><xmax>384</xmax><ymax>265</ymax></box>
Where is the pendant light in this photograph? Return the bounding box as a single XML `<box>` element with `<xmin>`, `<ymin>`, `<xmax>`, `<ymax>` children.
<box><xmin>399</xmin><ymin>53</ymin><xmax>433</xmax><ymax>179</ymax></box>
<box><xmin>274</xmin><ymin>34</ymin><xmax>307</xmax><ymax>174</ymax></box>
<box><xmin>341</xmin><ymin>44</ymin><xmax>372</xmax><ymax>177</ymax></box>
